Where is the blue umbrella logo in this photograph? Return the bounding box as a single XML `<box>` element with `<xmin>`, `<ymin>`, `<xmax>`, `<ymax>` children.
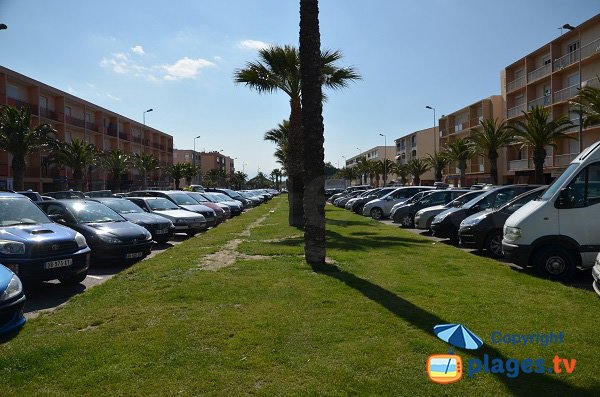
<box><xmin>434</xmin><ymin>324</ymin><xmax>483</xmax><ymax>350</ymax></box>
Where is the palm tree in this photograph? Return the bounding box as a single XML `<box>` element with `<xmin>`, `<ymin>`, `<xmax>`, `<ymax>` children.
<box><xmin>379</xmin><ymin>158</ymin><xmax>395</xmax><ymax>186</ymax></box>
<box><xmin>168</xmin><ymin>163</ymin><xmax>185</xmax><ymax>190</ymax></box>
<box><xmin>98</xmin><ymin>150</ymin><xmax>131</xmax><ymax>193</ymax></box>
<box><xmin>181</xmin><ymin>162</ymin><xmax>200</xmax><ymax>187</ymax></box>
<box><xmin>571</xmin><ymin>79</ymin><xmax>600</xmax><ymax>127</ymax></box>
<box><xmin>230</xmin><ymin>171</ymin><xmax>248</xmax><ymax>190</ymax></box>
<box><xmin>510</xmin><ymin>106</ymin><xmax>574</xmax><ymax>184</ymax></box>
<box><xmin>336</xmin><ymin>166</ymin><xmax>358</xmax><ymax>182</ymax></box>
<box><xmin>443</xmin><ymin>138</ymin><xmax>474</xmax><ymax>187</ymax></box>
<box><xmin>391</xmin><ymin>162</ymin><xmax>410</xmax><ymax>186</ymax></box>
<box><xmin>370</xmin><ymin>159</ymin><xmax>383</xmax><ymax>187</ymax></box>
<box><xmin>132</xmin><ymin>153</ymin><xmax>159</xmax><ymax>190</ymax></box>
<box><xmin>424</xmin><ymin>153</ymin><xmax>449</xmax><ymax>182</ymax></box>
<box><xmin>264</xmin><ymin>120</ymin><xmax>289</xmax><ymax>172</ymax></box>
<box><xmin>406</xmin><ymin>158</ymin><xmax>430</xmax><ymax>185</ymax></box>
<box><xmin>270</xmin><ymin>168</ymin><xmax>283</xmax><ymax>190</ymax></box>
<box><xmin>469</xmin><ymin>118</ymin><xmax>514</xmax><ymax>185</ymax></box>
<box><xmin>0</xmin><ymin>105</ymin><xmax>58</xmax><ymax>190</ymax></box>
<box><xmin>205</xmin><ymin>168</ymin><xmax>227</xmax><ymax>188</ymax></box>
<box><xmin>235</xmin><ymin>45</ymin><xmax>360</xmax><ymax>227</ymax></box>
<box><xmin>48</xmin><ymin>138</ymin><xmax>97</xmax><ymax>191</ymax></box>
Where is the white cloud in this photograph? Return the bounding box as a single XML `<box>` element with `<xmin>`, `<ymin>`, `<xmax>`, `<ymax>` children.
<box><xmin>238</xmin><ymin>39</ymin><xmax>269</xmax><ymax>50</ymax></box>
<box><xmin>131</xmin><ymin>45</ymin><xmax>145</xmax><ymax>55</ymax></box>
<box><xmin>106</xmin><ymin>93</ymin><xmax>122</xmax><ymax>101</ymax></box>
<box><xmin>161</xmin><ymin>57</ymin><xmax>215</xmax><ymax>81</ymax></box>
<box><xmin>213</xmin><ymin>56</ymin><xmax>222</xmax><ymax>61</ymax></box>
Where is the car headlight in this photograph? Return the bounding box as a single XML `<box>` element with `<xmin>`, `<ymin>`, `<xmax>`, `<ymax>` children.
<box><xmin>503</xmin><ymin>226</ymin><xmax>522</xmax><ymax>243</ymax></box>
<box><xmin>461</xmin><ymin>216</ymin><xmax>483</xmax><ymax>227</ymax></box>
<box><xmin>144</xmin><ymin>230</ymin><xmax>153</xmax><ymax>240</ymax></box>
<box><xmin>0</xmin><ymin>275</ymin><xmax>23</xmax><ymax>302</ymax></box>
<box><xmin>98</xmin><ymin>234</ymin><xmax>122</xmax><ymax>244</ymax></box>
<box><xmin>0</xmin><ymin>240</ymin><xmax>26</xmax><ymax>255</ymax></box>
<box><xmin>74</xmin><ymin>232</ymin><xmax>87</xmax><ymax>249</ymax></box>
<box><xmin>432</xmin><ymin>213</ymin><xmax>449</xmax><ymax>224</ymax></box>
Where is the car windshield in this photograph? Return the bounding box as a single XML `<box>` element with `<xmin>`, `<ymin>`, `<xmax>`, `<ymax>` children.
<box><xmin>167</xmin><ymin>193</ymin><xmax>199</xmax><ymax>205</ymax></box>
<box><xmin>500</xmin><ymin>188</ymin><xmax>544</xmax><ymax>214</ymax></box>
<box><xmin>375</xmin><ymin>188</ymin><xmax>395</xmax><ymax>198</ymax></box>
<box><xmin>102</xmin><ymin>199</ymin><xmax>144</xmax><ymax>214</ymax></box>
<box><xmin>447</xmin><ymin>191</ymin><xmax>484</xmax><ymax>208</ymax></box>
<box><xmin>216</xmin><ymin>193</ymin><xmax>233</xmax><ymax>201</ymax></box>
<box><xmin>539</xmin><ymin>163</ymin><xmax>579</xmax><ymax>201</ymax></box>
<box><xmin>187</xmin><ymin>192</ymin><xmax>209</xmax><ymax>203</ymax></box>
<box><xmin>66</xmin><ymin>201</ymin><xmax>124</xmax><ymax>223</ymax></box>
<box><xmin>462</xmin><ymin>190</ymin><xmax>495</xmax><ymax>210</ymax></box>
<box><xmin>0</xmin><ymin>197</ymin><xmax>51</xmax><ymax>226</ymax></box>
<box><xmin>147</xmin><ymin>198</ymin><xmax>180</xmax><ymax>211</ymax></box>
<box><xmin>199</xmin><ymin>193</ymin><xmax>219</xmax><ymax>203</ymax></box>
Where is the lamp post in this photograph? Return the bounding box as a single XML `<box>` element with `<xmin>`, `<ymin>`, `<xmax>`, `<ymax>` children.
<box><xmin>192</xmin><ymin>135</ymin><xmax>201</xmax><ymax>184</ymax></box>
<box><xmin>379</xmin><ymin>133</ymin><xmax>387</xmax><ymax>186</ymax></box>
<box><xmin>0</xmin><ymin>24</ymin><xmax>7</xmax><ymax>30</ymax></box>
<box><xmin>355</xmin><ymin>147</ymin><xmax>363</xmax><ymax>184</ymax></box>
<box><xmin>563</xmin><ymin>23</ymin><xmax>583</xmax><ymax>152</ymax></box>
<box><xmin>425</xmin><ymin>105</ymin><xmax>437</xmax><ymax>154</ymax></box>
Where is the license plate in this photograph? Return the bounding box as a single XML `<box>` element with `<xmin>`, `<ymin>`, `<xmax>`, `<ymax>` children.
<box><xmin>190</xmin><ymin>223</ymin><xmax>202</xmax><ymax>228</ymax></box>
<box><xmin>155</xmin><ymin>228</ymin><xmax>168</xmax><ymax>235</ymax></box>
<box><xmin>44</xmin><ymin>258</ymin><xmax>73</xmax><ymax>269</ymax></box>
<box><xmin>125</xmin><ymin>252</ymin><xmax>143</xmax><ymax>259</ymax></box>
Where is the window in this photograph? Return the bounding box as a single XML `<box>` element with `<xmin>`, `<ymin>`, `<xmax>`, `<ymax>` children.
<box><xmin>543</xmin><ymin>55</ymin><xmax>551</xmax><ymax>66</ymax></box>
<box><xmin>515</xmin><ymin>94</ymin><xmax>525</xmax><ymax>106</ymax></box>
<box><xmin>39</xmin><ymin>96</ymin><xmax>48</xmax><ymax>109</ymax></box>
<box><xmin>65</xmin><ymin>106</ymin><xmax>71</xmax><ymax>117</ymax></box>
<box><xmin>564</xmin><ymin>162</ymin><xmax>600</xmax><ymax>208</ymax></box>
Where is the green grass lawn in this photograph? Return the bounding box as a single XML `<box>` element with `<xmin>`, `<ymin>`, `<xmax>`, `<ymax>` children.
<box><xmin>1</xmin><ymin>196</ymin><xmax>599</xmax><ymax>396</ymax></box>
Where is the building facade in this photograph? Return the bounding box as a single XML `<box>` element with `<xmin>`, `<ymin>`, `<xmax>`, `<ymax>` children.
<box><xmin>394</xmin><ymin>127</ymin><xmax>437</xmax><ymax>185</ymax></box>
<box><xmin>0</xmin><ymin>66</ymin><xmax>173</xmax><ymax>192</ymax></box>
<box><xmin>173</xmin><ymin>149</ymin><xmax>235</xmax><ymax>187</ymax></box>
<box><xmin>502</xmin><ymin>13</ymin><xmax>600</xmax><ymax>183</ymax></box>
<box><xmin>345</xmin><ymin>145</ymin><xmax>397</xmax><ymax>186</ymax></box>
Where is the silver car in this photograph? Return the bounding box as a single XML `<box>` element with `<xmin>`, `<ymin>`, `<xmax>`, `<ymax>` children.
<box><xmin>126</xmin><ymin>197</ymin><xmax>207</xmax><ymax>237</ymax></box>
<box><xmin>414</xmin><ymin>190</ymin><xmax>484</xmax><ymax>230</ymax></box>
<box><xmin>362</xmin><ymin>186</ymin><xmax>435</xmax><ymax>220</ymax></box>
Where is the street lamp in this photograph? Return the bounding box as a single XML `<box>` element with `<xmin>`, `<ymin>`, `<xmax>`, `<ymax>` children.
<box><xmin>425</xmin><ymin>105</ymin><xmax>437</xmax><ymax>154</ymax></box>
<box><xmin>0</xmin><ymin>24</ymin><xmax>7</xmax><ymax>30</ymax></box>
<box><xmin>142</xmin><ymin>108</ymin><xmax>153</xmax><ymax>146</ymax></box>
<box><xmin>379</xmin><ymin>133</ymin><xmax>387</xmax><ymax>186</ymax></box>
<box><xmin>192</xmin><ymin>135</ymin><xmax>201</xmax><ymax>184</ymax></box>
<box><xmin>563</xmin><ymin>23</ymin><xmax>583</xmax><ymax>152</ymax></box>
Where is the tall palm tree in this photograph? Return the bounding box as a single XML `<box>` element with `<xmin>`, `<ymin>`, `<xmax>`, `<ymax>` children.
<box><xmin>49</xmin><ymin>138</ymin><xmax>98</xmax><ymax>191</ymax></box>
<box><xmin>355</xmin><ymin>157</ymin><xmax>371</xmax><ymax>185</ymax></box>
<box><xmin>270</xmin><ymin>168</ymin><xmax>283</xmax><ymax>190</ymax></box>
<box><xmin>406</xmin><ymin>158</ymin><xmax>430</xmax><ymax>185</ymax></box>
<box><xmin>132</xmin><ymin>153</ymin><xmax>159</xmax><ymax>190</ymax></box>
<box><xmin>424</xmin><ymin>153</ymin><xmax>449</xmax><ymax>182</ymax></box>
<box><xmin>235</xmin><ymin>45</ymin><xmax>360</xmax><ymax>227</ymax></box>
<box><xmin>510</xmin><ymin>106</ymin><xmax>574</xmax><ymax>184</ymax></box>
<box><xmin>443</xmin><ymin>138</ymin><xmax>474</xmax><ymax>187</ymax></box>
<box><xmin>571</xmin><ymin>79</ymin><xmax>600</xmax><ymax>127</ymax></box>
<box><xmin>370</xmin><ymin>159</ymin><xmax>383</xmax><ymax>187</ymax></box>
<box><xmin>469</xmin><ymin>118</ymin><xmax>514</xmax><ymax>185</ymax></box>
<box><xmin>168</xmin><ymin>163</ymin><xmax>185</xmax><ymax>190</ymax></box>
<box><xmin>264</xmin><ymin>120</ymin><xmax>289</xmax><ymax>172</ymax></box>
<box><xmin>391</xmin><ymin>162</ymin><xmax>410</xmax><ymax>186</ymax></box>
<box><xmin>0</xmin><ymin>105</ymin><xmax>57</xmax><ymax>190</ymax></box>
<box><xmin>99</xmin><ymin>150</ymin><xmax>131</xmax><ymax>193</ymax></box>
<box><xmin>230</xmin><ymin>171</ymin><xmax>248</xmax><ymax>190</ymax></box>
<box><xmin>379</xmin><ymin>158</ymin><xmax>395</xmax><ymax>186</ymax></box>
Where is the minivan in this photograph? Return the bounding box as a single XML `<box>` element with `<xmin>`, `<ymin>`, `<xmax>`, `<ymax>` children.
<box><xmin>503</xmin><ymin>141</ymin><xmax>600</xmax><ymax>281</ymax></box>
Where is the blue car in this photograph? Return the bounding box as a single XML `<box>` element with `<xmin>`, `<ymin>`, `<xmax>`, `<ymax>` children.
<box><xmin>0</xmin><ymin>264</ymin><xmax>26</xmax><ymax>336</ymax></box>
<box><xmin>0</xmin><ymin>192</ymin><xmax>91</xmax><ymax>285</ymax></box>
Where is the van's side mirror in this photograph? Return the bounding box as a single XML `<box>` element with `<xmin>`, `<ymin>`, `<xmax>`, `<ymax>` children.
<box><xmin>557</xmin><ymin>188</ymin><xmax>571</xmax><ymax>209</ymax></box>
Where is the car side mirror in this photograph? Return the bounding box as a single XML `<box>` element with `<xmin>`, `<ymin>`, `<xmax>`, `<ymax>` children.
<box><xmin>471</xmin><ymin>204</ymin><xmax>480</xmax><ymax>212</ymax></box>
<box><xmin>556</xmin><ymin>188</ymin><xmax>571</xmax><ymax>209</ymax></box>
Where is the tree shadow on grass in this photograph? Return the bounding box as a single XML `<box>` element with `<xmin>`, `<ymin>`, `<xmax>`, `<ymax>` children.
<box><xmin>308</xmin><ymin>263</ymin><xmax>599</xmax><ymax>396</ymax></box>
<box><xmin>326</xmin><ymin>218</ymin><xmax>376</xmax><ymax>227</ymax></box>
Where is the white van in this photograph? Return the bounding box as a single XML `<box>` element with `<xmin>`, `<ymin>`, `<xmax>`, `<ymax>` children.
<box><xmin>502</xmin><ymin>141</ymin><xmax>600</xmax><ymax>281</ymax></box>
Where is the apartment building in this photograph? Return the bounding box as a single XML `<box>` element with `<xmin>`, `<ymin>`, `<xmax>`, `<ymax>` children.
<box><xmin>502</xmin><ymin>13</ymin><xmax>600</xmax><ymax>183</ymax></box>
<box><xmin>173</xmin><ymin>149</ymin><xmax>235</xmax><ymax>187</ymax></box>
<box><xmin>438</xmin><ymin>96</ymin><xmax>506</xmax><ymax>185</ymax></box>
<box><xmin>345</xmin><ymin>145</ymin><xmax>397</xmax><ymax>185</ymax></box>
<box><xmin>0</xmin><ymin>66</ymin><xmax>173</xmax><ymax>192</ymax></box>
<box><xmin>394</xmin><ymin>127</ymin><xmax>437</xmax><ymax>184</ymax></box>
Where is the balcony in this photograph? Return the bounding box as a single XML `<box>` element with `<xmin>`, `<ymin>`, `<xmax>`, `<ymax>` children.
<box><xmin>119</xmin><ymin>132</ymin><xmax>130</xmax><ymax>140</ymax></box>
<box><xmin>508</xmin><ymin>155</ymin><xmax>553</xmax><ymax>171</ymax></box>
<box><xmin>553</xmin><ymin>84</ymin><xmax>578</xmax><ymax>103</ymax></box>
<box><xmin>65</xmin><ymin>115</ymin><xmax>86</xmax><ymax>128</ymax></box>
<box><xmin>527</xmin><ymin>95</ymin><xmax>551</xmax><ymax>110</ymax></box>
<box><xmin>581</xmin><ymin>36</ymin><xmax>600</xmax><ymax>60</ymax></box>
<box><xmin>85</xmin><ymin>121</ymin><xmax>99</xmax><ymax>132</ymax></box>
<box><xmin>107</xmin><ymin>124</ymin><xmax>118</xmax><ymax>137</ymax></box>
<box><xmin>507</xmin><ymin>103</ymin><xmax>526</xmax><ymax>118</ymax></box>
<box><xmin>554</xmin><ymin>49</ymin><xmax>579</xmax><ymax>71</ymax></box>
<box><xmin>506</xmin><ymin>76</ymin><xmax>525</xmax><ymax>92</ymax></box>
<box><xmin>468</xmin><ymin>163</ymin><xmax>485</xmax><ymax>173</ymax></box>
<box><xmin>159</xmin><ymin>144</ymin><xmax>166</xmax><ymax>151</ymax></box>
<box><xmin>39</xmin><ymin>107</ymin><xmax>59</xmax><ymax>121</ymax></box>
<box><xmin>7</xmin><ymin>97</ymin><xmax>38</xmax><ymax>115</ymax></box>
<box><xmin>469</xmin><ymin>117</ymin><xmax>483</xmax><ymax>128</ymax></box>
<box><xmin>528</xmin><ymin>63</ymin><xmax>551</xmax><ymax>82</ymax></box>
<box><xmin>152</xmin><ymin>142</ymin><xmax>160</xmax><ymax>149</ymax></box>
<box><xmin>554</xmin><ymin>153</ymin><xmax>578</xmax><ymax>166</ymax></box>
<box><xmin>133</xmin><ymin>136</ymin><xmax>142</xmax><ymax>144</ymax></box>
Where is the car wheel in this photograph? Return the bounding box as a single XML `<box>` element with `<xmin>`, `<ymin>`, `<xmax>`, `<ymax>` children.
<box><xmin>401</xmin><ymin>214</ymin><xmax>414</xmax><ymax>228</ymax></box>
<box><xmin>534</xmin><ymin>246</ymin><xmax>576</xmax><ymax>282</ymax></box>
<box><xmin>370</xmin><ymin>207</ymin><xmax>384</xmax><ymax>220</ymax></box>
<box><xmin>485</xmin><ymin>231</ymin><xmax>504</xmax><ymax>258</ymax></box>
<box><xmin>59</xmin><ymin>271</ymin><xmax>87</xmax><ymax>285</ymax></box>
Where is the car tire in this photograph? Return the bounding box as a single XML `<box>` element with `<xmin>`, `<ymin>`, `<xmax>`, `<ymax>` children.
<box><xmin>370</xmin><ymin>207</ymin><xmax>384</xmax><ymax>220</ymax></box>
<box><xmin>485</xmin><ymin>231</ymin><xmax>504</xmax><ymax>258</ymax></box>
<box><xmin>534</xmin><ymin>246</ymin><xmax>576</xmax><ymax>282</ymax></box>
<box><xmin>59</xmin><ymin>271</ymin><xmax>87</xmax><ymax>285</ymax></box>
<box><xmin>401</xmin><ymin>214</ymin><xmax>414</xmax><ymax>228</ymax></box>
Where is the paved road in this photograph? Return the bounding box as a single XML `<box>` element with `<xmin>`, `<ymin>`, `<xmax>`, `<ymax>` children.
<box><xmin>23</xmin><ymin>234</ymin><xmax>190</xmax><ymax>319</ymax></box>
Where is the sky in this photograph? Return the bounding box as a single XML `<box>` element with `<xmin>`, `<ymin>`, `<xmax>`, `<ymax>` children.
<box><xmin>1</xmin><ymin>0</ymin><xmax>599</xmax><ymax>178</ymax></box>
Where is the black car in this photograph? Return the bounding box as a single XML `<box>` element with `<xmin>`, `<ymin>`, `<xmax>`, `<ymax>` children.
<box><xmin>43</xmin><ymin>190</ymin><xmax>86</xmax><ymax>200</ymax></box>
<box><xmin>458</xmin><ymin>186</ymin><xmax>545</xmax><ymax>258</ymax></box>
<box><xmin>38</xmin><ymin>200</ymin><xmax>154</xmax><ymax>263</ymax></box>
<box><xmin>127</xmin><ymin>191</ymin><xmax>216</xmax><ymax>228</ymax></box>
<box><xmin>92</xmin><ymin>198</ymin><xmax>175</xmax><ymax>244</ymax></box>
<box><xmin>430</xmin><ymin>185</ymin><xmax>539</xmax><ymax>241</ymax></box>
<box><xmin>205</xmin><ymin>188</ymin><xmax>251</xmax><ymax>209</ymax></box>
<box><xmin>391</xmin><ymin>189</ymin><xmax>470</xmax><ymax>227</ymax></box>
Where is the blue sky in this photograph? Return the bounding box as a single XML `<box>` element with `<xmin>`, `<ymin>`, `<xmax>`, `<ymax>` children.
<box><xmin>1</xmin><ymin>1</ymin><xmax>599</xmax><ymax>177</ymax></box>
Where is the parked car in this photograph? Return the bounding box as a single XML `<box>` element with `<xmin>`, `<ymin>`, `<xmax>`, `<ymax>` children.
<box><xmin>184</xmin><ymin>192</ymin><xmax>228</xmax><ymax>223</ymax></box>
<box><xmin>431</xmin><ymin>185</ymin><xmax>538</xmax><ymax>241</ymax></box>
<box><xmin>17</xmin><ymin>190</ymin><xmax>44</xmax><ymax>203</ymax></box>
<box><xmin>334</xmin><ymin>190</ymin><xmax>366</xmax><ymax>207</ymax></box>
<box><xmin>238</xmin><ymin>191</ymin><xmax>262</xmax><ymax>206</ymax></box>
<box><xmin>38</xmin><ymin>200</ymin><xmax>153</xmax><ymax>263</ymax></box>
<box><xmin>350</xmin><ymin>187</ymin><xmax>397</xmax><ymax>214</ymax></box>
<box><xmin>189</xmin><ymin>185</ymin><xmax>205</xmax><ymax>192</ymax></box>
<box><xmin>328</xmin><ymin>185</ymin><xmax>372</xmax><ymax>203</ymax></box>
<box><xmin>92</xmin><ymin>198</ymin><xmax>175</xmax><ymax>244</ymax></box>
<box><xmin>325</xmin><ymin>188</ymin><xmax>345</xmax><ymax>199</ymax></box>
<box><xmin>0</xmin><ymin>264</ymin><xmax>26</xmax><ymax>336</ymax></box>
<box><xmin>205</xmin><ymin>188</ymin><xmax>252</xmax><ymax>209</ymax></box>
<box><xmin>127</xmin><ymin>191</ymin><xmax>216</xmax><ymax>228</ymax></box>
<box><xmin>84</xmin><ymin>190</ymin><xmax>114</xmax><ymax>198</ymax></box>
<box><xmin>126</xmin><ymin>197</ymin><xmax>206</xmax><ymax>236</ymax></box>
<box><xmin>363</xmin><ymin>186</ymin><xmax>435</xmax><ymax>220</ymax></box>
<box><xmin>458</xmin><ymin>187</ymin><xmax>545</xmax><ymax>257</ymax></box>
<box><xmin>43</xmin><ymin>190</ymin><xmax>86</xmax><ymax>200</ymax></box>
<box><xmin>392</xmin><ymin>189</ymin><xmax>471</xmax><ymax>227</ymax></box>
<box><xmin>503</xmin><ymin>141</ymin><xmax>600</xmax><ymax>281</ymax></box>
<box><xmin>200</xmin><ymin>192</ymin><xmax>243</xmax><ymax>216</ymax></box>
<box><xmin>0</xmin><ymin>192</ymin><xmax>90</xmax><ymax>284</ymax></box>
<box><xmin>345</xmin><ymin>188</ymin><xmax>381</xmax><ymax>210</ymax></box>
<box><xmin>390</xmin><ymin>190</ymin><xmax>435</xmax><ymax>225</ymax></box>
<box><xmin>414</xmin><ymin>190</ymin><xmax>486</xmax><ymax>231</ymax></box>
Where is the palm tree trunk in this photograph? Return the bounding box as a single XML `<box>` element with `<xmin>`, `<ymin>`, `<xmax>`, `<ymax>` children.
<box><xmin>414</xmin><ymin>175</ymin><xmax>420</xmax><ymax>185</ymax></box>
<box><xmin>287</xmin><ymin>97</ymin><xmax>305</xmax><ymax>228</ymax></box>
<box><xmin>533</xmin><ymin>147</ymin><xmax>546</xmax><ymax>184</ymax></box>
<box><xmin>488</xmin><ymin>151</ymin><xmax>499</xmax><ymax>185</ymax></box>
<box><xmin>11</xmin><ymin>156</ymin><xmax>26</xmax><ymax>191</ymax></box>
<box><xmin>113</xmin><ymin>175</ymin><xmax>122</xmax><ymax>193</ymax></box>
<box><xmin>459</xmin><ymin>161</ymin><xmax>466</xmax><ymax>187</ymax></box>
<box><xmin>73</xmin><ymin>168</ymin><xmax>84</xmax><ymax>192</ymax></box>
<box><xmin>142</xmin><ymin>170</ymin><xmax>148</xmax><ymax>190</ymax></box>
<box><xmin>300</xmin><ymin>0</ymin><xmax>326</xmax><ymax>265</ymax></box>
<box><xmin>435</xmin><ymin>167</ymin><xmax>442</xmax><ymax>182</ymax></box>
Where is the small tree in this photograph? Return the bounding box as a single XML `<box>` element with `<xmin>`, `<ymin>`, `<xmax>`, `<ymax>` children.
<box><xmin>424</xmin><ymin>153</ymin><xmax>449</xmax><ymax>183</ymax></box>
<box><xmin>571</xmin><ymin>78</ymin><xmax>600</xmax><ymax>127</ymax></box>
<box><xmin>132</xmin><ymin>153</ymin><xmax>159</xmax><ymax>190</ymax></box>
<box><xmin>469</xmin><ymin>118</ymin><xmax>514</xmax><ymax>185</ymax></box>
<box><xmin>181</xmin><ymin>163</ymin><xmax>200</xmax><ymax>187</ymax></box>
<box><xmin>98</xmin><ymin>149</ymin><xmax>131</xmax><ymax>193</ymax></box>
<box><xmin>169</xmin><ymin>163</ymin><xmax>185</xmax><ymax>190</ymax></box>
<box><xmin>443</xmin><ymin>138</ymin><xmax>474</xmax><ymax>187</ymax></box>
<box><xmin>49</xmin><ymin>138</ymin><xmax>97</xmax><ymax>191</ymax></box>
<box><xmin>407</xmin><ymin>158</ymin><xmax>430</xmax><ymax>185</ymax></box>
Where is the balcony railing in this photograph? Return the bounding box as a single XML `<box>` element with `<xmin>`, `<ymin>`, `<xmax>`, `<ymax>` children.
<box><xmin>65</xmin><ymin>115</ymin><xmax>86</xmax><ymax>128</ymax></box>
<box><xmin>85</xmin><ymin>121</ymin><xmax>99</xmax><ymax>132</ymax></box>
<box><xmin>507</xmin><ymin>103</ymin><xmax>526</xmax><ymax>118</ymax></box>
<box><xmin>7</xmin><ymin>97</ymin><xmax>38</xmax><ymax>115</ymax></box>
<box><xmin>470</xmin><ymin>117</ymin><xmax>483</xmax><ymax>128</ymax></box>
<box><xmin>554</xmin><ymin>84</ymin><xmax>579</xmax><ymax>103</ymax></box>
<box><xmin>142</xmin><ymin>139</ymin><xmax>149</xmax><ymax>146</ymax></box>
<box><xmin>152</xmin><ymin>142</ymin><xmax>160</xmax><ymax>149</ymax></box>
<box><xmin>506</xmin><ymin>76</ymin><xmax>525</xmax><ymax>92</ymax></box>
<box><xmin>107</xmin><ymin>125</ymin><xmax>118</xmax><ymax>137</ymax></box>
<box><xmin>40</xmin><ymin>107</ymin><xmax>58</xmax><ymax>121</ymax></box>
<box><xmin>119</xmin><ymin>132</ymin><xmax>129</xmax><ymax>140</ymax></box>
<box><xmin>527</xmin><ymin>95</ymin><xmax>552</xmax><ymax>110</ymax></box>
<box><xmin>554</xmin><ymin>49</ymin><xmax>579</xmax><ymax>71</ymax></box>
<box><xmin>554</xmin><ymin>153</ymin><xmax>578</xmax><ymax>166</ymax></box>
<box><xmin>508</xmin><ymin>155</ymin><xmax>553</xmax><ymax>171</ymax></box>
<box><xmin>133</xmin><ymin>136</ymin><xmax>142</xmax><ymax>144</ymax></box>
<box><xmin>528</xmin><ymin>63</ymin><xmax>551</xmax><ymax>82</ymax></box>
<box><xmin>581</xmin><ymin>36</ymin><xmax>600</xmax><ymax>59</ymax></box>
<box><xmin>159</xmin><ymin>144</ymin><xmax>166</xmax><ymax>151</ymax></box>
